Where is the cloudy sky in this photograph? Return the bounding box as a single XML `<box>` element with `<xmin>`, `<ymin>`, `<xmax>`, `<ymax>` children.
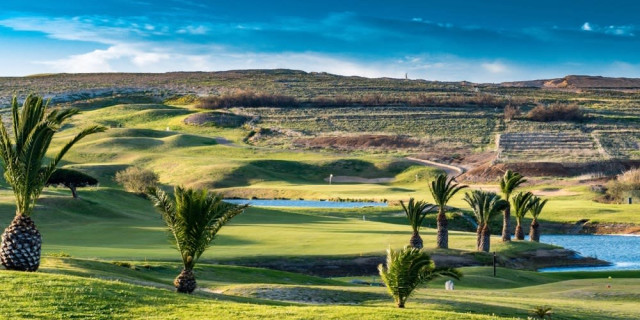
<box><xmin>1</xmin><ymin>0</ymin><xmax>639</xmax><ymax>82</ymax></box>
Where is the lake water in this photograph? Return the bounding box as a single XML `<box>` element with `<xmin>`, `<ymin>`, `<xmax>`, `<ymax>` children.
<box><xmin>224</xmin><ymin>199</ymin><xmax>388</xmax><ymax>208</ymax></box>
<box><xmin>537</xmin><ymin>234</ymin><xmax>640</xmax><ymax>272</ymax></box>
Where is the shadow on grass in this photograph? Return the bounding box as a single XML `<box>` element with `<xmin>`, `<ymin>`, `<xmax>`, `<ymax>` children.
<box><xmin>215</xmin><ymin>159</ymin><xmax>413</xmax><ymax>188</ymax></box>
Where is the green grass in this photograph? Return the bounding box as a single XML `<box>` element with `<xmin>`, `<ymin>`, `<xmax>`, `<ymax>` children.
<box><xmin>1</xmin><ymin>96</ymin><xmax>640</xmax><ymax>319</ymax></box>
<box><xmin>2</xmin><ymin>259</ymin><xmax>639</xmax><ymax>319</ymax></box>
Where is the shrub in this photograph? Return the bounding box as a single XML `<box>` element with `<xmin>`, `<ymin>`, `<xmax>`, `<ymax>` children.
<box><xmin>606</xmin><ymin>168</ymin><xmax>640</xmax><ymax>202</ymax></box>
<box><xmin>115</xmin><ymin>167</ymin><xmax>159</xmax><ymax>194</ymax></box>
<box><xmin>197</xmin><ymin>91</ymin><xmax>297</xmax><ymax>109</ymax></box>
<box><xmin>527</xmin><ymin>103</ymin><xmax>584</xmax><ymax>122</ymax></box>
<box><xmin>46</xmin><ymin>168</ymin><xmax>99</xmax><ymax>199</ymax></box>
<box><xmin>504</xmin><ymin>104</ymin><xmax>521</xmax><ymax>121</ymax></box>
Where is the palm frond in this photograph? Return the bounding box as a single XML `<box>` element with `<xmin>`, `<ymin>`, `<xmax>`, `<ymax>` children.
<box><xmin>511</xmin><ymin>191</ymin><xmax>534</xmax><ymax>223</ymax></box>
<box><xmin>529</xmin><ymin>196</ymin><xmax>548</xmax><ymax>219</ymax></box>
<box><xmin>429</xmin><ymin>174</ymin><xmax>467</xmax><ymax>211</ymax></box>
<box><xmin>0</xmin><ymin>95</ymin><xmax>105</xmax><ymax>216</ymax></box>
<box><xmin>379</xmin><ymin>246</ymin><xmax>462</xmax><ymax>308</ymax></box>
<box><xmin>147</xmin><ymin>186</ymin><xmax>247</xmax><ymax>270</ymax></box>
<box><xmin>500</xmin><ymin>170</ymin><xmax>527</xmax><ymax>199</ymax></box>
<box><xmin>400</xmin><ymin>198</ymin><xmax>436</xmax><ymax>232</ymax></box>
<box><xmin>464</xmin><ymin>190</ymin><xmax>508</xmax><ymax>225</ymax></box>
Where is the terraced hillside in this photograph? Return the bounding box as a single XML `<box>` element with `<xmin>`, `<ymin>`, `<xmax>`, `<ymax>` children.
<box><xmin>496</xmin><ymin>132</ymin><xmax>603</xmax><ymax>162</ymax></box>
<box><xmin>593</xmin><ymin>130</ymin><xmax>640</xmax><ymax>159</ymax></box>
<box><xmin>239</xmin><ymin>106</ymin><xmax>499</xmax><ymax>146</ymax></box>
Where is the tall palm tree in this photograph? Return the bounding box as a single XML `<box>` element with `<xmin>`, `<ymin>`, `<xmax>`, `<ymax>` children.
<box><xmin>0</xmin><ymin>95</ymin><xmax>105</xmax><ymax>271</ymax></box>
<box><xmin>512</xmin><ymin>191</ymin><xmax>534</xmax><ymax>240</ymax></box>
<box><xmin>499</xmin><ymin>170</ymin><xmax>527</xmax><ymax>242</ymax></box>
<box><xmin>429</xmin><ymin>174</ymin><xmax>467</xmax><ymax>249</ymax></box>
<box><xmin>464</xmin><ymin>190</ymin><xmax>508</xmax><ymax>252</ymax></box>
<box><xmin>147</xmin><ymin>186</ymin><xmax>247</xmax><ymax>293</ymax></box>
<box><xmin>400</xmin><ymin>198</ymin><xmax>436</xmax><ymax>249</ymax></box>
<box><xmin>529</xmin><ymin>196</ymin><xmax>548</xmax><ymax>242</ymax></box>
<box><xmin>378</xmin><ymin>246</ymin><xmax>461</xmax><ymax>308</ymax></box>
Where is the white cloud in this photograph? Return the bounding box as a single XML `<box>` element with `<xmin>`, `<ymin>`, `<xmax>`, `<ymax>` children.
<box><xmin>482</xmin><ymin>62</ymin><xmax>508</xmax><ymax>74</ymax></box>
<box><xmin>176</xmin><ymin>25</ymin><xmax>208</xmax><ymax>35</ymax></box>
<box><xmin>580</xmin><ymin>22</ymin><xmax>635</xmax><ymax>36</ymax></box>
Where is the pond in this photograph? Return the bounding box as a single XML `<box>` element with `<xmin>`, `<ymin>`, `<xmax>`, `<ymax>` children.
<box><xmin>537</xmin><ymin>234</ymin><xmax>640</xmax><ymax>272</ymax></box>
<box><xmin>224</xmin><ymin>199</ymin><xmax>388</xmax><ymax>208</ymax></box>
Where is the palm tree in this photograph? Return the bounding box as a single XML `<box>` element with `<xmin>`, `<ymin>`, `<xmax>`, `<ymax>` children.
<box><xmin>428</xmin><ymin>174</ymin><xmax>467</xmax><ymax>249</ymax></box>
<box><xmin>529</xmin><ymin>196</ymin><xmax>548</xmax><ymax>242</ymax></box>
<box><xmin>378</xmin><ymin>246</ymin><xmax>461</xmax><ymax>308</ymax></box>
<box><xmin>531</xmin><ymin>305</ymin><xmax>553</xmax><ymax>319</ymax></box>
<box><xmin>499</xmin><ymin>170</ymin><xmax>527</xmax><ymax>242</ymax></box>
<box><xmin>400</xmin><ymin>198</ymin><xmax>436</xmax><ymax>249</ymax></box>
<box><xmin>464</xmin><ymin>190</ymin><xmax>508</xmax><ymax>252</ymax></box>
<box><xmin>147</xmin><ymin>186</ymin><xmax>247</xmax><ymax>293</ymax></box>
<box><xmin>0</xmin><ymin>95</ymin><xmax>105</xmax><ymax>271</ymax></box>
<box><xmin>512</xmin><ymin>191</ymin><xmax>534</xmax><ymax>240</ymax></box>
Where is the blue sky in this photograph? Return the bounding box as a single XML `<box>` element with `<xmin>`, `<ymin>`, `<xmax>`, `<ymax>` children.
<box><xmin>1</xmin><ymin>0</ymin><xmax>640</xmax><ymax>82</ymax></box>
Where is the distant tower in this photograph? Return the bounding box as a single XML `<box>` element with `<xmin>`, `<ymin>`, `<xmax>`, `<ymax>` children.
<box><xmin>405</xmin><ymin>73</ymin><xmax>408</xmax><ymax>80</ymax></box>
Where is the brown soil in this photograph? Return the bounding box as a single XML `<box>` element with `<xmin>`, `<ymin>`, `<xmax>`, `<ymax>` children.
<box><xmin>294</xmin><ymin>134</ymin><xmax>421</xmax><ymax>150</ymax></box>
<box><xmin>413</xmin><ymin>149</ymin><xmax>496</xmax><ymax>168</ymax></box>
<box><xmin>461</xmin><ymin>160</ymin><xmax>640</xmax><ymax>182</ymax></box>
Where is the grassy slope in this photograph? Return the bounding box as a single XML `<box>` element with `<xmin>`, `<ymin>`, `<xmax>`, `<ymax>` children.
<box><xmin>0</xmin><ymin>188</ymin><xmax>549</xmax><ymax>260</ymax></box>
<box><xmin>46</xmin><ymin>102</ymin><xmax>640</xmax><ymax>224</ymax></box>
<box><xmin>2</xmin><ymin>258</ymin><xmax>639</xmax><ymax>319</ymax></box>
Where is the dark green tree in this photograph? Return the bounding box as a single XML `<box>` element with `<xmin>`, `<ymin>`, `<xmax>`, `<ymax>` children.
<box><xmin>46</xmin><ymin>168</ymin><xmax>99</xmax><ymax>199</ymax></box>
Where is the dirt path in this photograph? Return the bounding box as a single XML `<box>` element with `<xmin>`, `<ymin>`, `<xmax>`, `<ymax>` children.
<box><xmin>405</xmin><ymin>157</ymin><xmax>466</xmax><ymax>177</ymax></box>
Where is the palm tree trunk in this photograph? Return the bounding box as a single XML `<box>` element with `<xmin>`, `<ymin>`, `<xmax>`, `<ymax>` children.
<box><xmin>476</xmin><ymin>225</ymin><xmax>482</xmax><ymax>251</ymax></box>
<box><xmin>0</xmin><ymin>215</ymin><xmax>42</xmax><ymax>271</ymax></box>
<box><xmin>174</xmin><ymin>268</ymin><xmax>197</xmax><ymax>293</ymax></box>
<box><xmin>480</xmin><ymin>224</ymin><xmax>491</xmax><ymax>252</ymax></box>
<box><xmin>514</xmin><ymin>221</ymin><xmax>525</xmax><ymax>240</ymax></box>
<box><xmin>436</xmin><ymin>209</ymin><xmax>448</xmax><ymax>249</ymax></box>
<box><xmin>501</xmin><ymin>205</ymin><xmax>511</xmax><ymax>242</ymax></box>
<box><xmin>529</xmin><ymin>219</ymin><xmax>540</xmax><ymax>242</ymax></box>
<box><xmin>409</xmin><ymin>231</ymin><xmax>423</xmax><ymax>249</ymax></box>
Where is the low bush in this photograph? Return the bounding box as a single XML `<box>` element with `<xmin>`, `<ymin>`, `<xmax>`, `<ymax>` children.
<box><xmin>115</xmin><ymin>167</ymin><xmax>159</xmax><ymax>194</ymax></box>
<box><xmin>197</xmin><ymin>91</ymin><xmax>297</xmax><ymax>109</ymax></box>
<box><xmin>606</xmin><ymin>168</ymin><xmax>640</xmax><ymax>202</ymax></box>
<box><xmin>503</xmin><ymin>104</ymin><xmax>521</xmax><ymax>121</ymax></box>
<box><xmin>527</xmin><ymin>103</ymin><xmax>584</xmax><ymax>122</ymax></box>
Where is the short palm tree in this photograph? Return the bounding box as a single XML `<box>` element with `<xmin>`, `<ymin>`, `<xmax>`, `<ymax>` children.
<box><xmin>0</xmin><ymin>95</ymin><xmax>105</xmax><ymax>271</ymax></box>
<box><xmin>529</xmin><ymin>196</ymin><xmax>548</xmax><ymax>242</ymax></box>
<box><xmin>429</xmin><ymin>174</ymin><xmax>467</xmax><ymax>249</ymax></box>
<box><xmin>499</xmin><ymin>170</ymin><xmax>527</xmax><ymax>242</ymax></box>
<box><xmin>147</xmin><ymin>186</ymin><xmax>247</xmax><ymax>293</ymax></box>
<box><xmin>400</xmin><ymin>198</ymin><xmax>436</xmax><ymax>249</ymax></box>
<box><xmin>464</xmin><ymin>190</ymin><xmax>508</xmax><ymax>252</ymax></box>
<box><xmin>378</xmin><ymin>246</ymin><xmax>461</xmax><ymax>308</ymax></box>
<box><xmin>511</xmin><ymin>191</ymin><xmax>534</xmax><ymax>240</ymax></box>
<box><xmin>531</xmin><ymin>305</ymin><xmax>553</xmax><ymax>319</ymax></box>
